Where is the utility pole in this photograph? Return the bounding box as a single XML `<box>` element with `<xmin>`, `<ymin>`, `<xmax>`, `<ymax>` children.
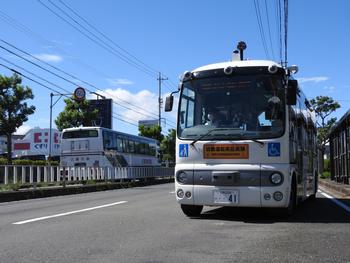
<box><xmin>157</xmin><ymin>72</ymin><xmax>168</xmax><ymax>127</ymax></box>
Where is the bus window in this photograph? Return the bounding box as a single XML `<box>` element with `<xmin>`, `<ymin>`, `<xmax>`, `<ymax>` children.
<box><xmin>140</xmin><ymin>143</ymin><xmax>145</xmax><ymax>154</ymax></box>
<box><xmin>144</xmin><ymin>143</ymin><xmax>150</xmax><ymax>155</ymax></box>
<box><xmin>135</xmin><ymin>141</ymin><xmax>140</xmax><ymax>154</ymax></box>
<box><xmin>149</xmin><ymin>144</ymin><xmax>156</xmax><ymax>156</ymax></box>
<box><xmin>117</xmin><ymin>136</ymin><xmax>123</xmax><ymax>152</ymax></box>
<box><xmin>63</xmin><ymin>129</ymin><xmax>98</xmax><ymax>139</ymax></box>
<box><xmin>122</xmin><ymin>139</ymin><xmax>129</xmax><ymax>153</ymax></box>
<box><xmin>128</xmin><ymin>140</ymin><xmax>135</xmax><ymax>153</ymax></box>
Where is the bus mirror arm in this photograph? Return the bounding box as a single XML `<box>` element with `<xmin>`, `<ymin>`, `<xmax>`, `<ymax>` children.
<box><xmin>287</xmin><ymin>80</ymin><xmax>297</xmax><ymax>105</ymax></box>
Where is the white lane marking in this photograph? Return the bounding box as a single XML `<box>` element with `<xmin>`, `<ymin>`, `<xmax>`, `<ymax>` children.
<box><xmin>318</xmin><ymin>190</ymin><xmax>350</xmax><ymax>214</ymax></box>
<box><xmin>169</xmin><ymin>191</ymin><xmax>175</xmax><ymax>194</ymax></box>
<box><xmin>13</xmin><ymin>201</ymin><xmax>128</xmax><ymax>225</ymax></box>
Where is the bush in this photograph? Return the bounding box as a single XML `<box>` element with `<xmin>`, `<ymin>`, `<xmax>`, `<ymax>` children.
<box><xmin>11</xmin><ymin>159</ymin><xmax>59</xmax><ymax>166</ymax></box>
<box><xmin>32</xmin><ymin>160</ymin><xmax>46</xmax><ymax>166</ymax></box>
<box><xmin>13</xmin><ymin>159</ymin><xmax>33</xmax><ymax>166</ymax></box>
<box><xmin>321</xmin><ymin>171</ymin><xmax>331</xmax><ymax>179</ymax></box>
<box><xmin>0</xmin><ymin>158</ymin><xmax>7</xmax><ymax>165</ymax></box>
<box><xmin>324</xmin><ymin>159</ymin><xmax>330</xmax><ymax>172</ymax></box>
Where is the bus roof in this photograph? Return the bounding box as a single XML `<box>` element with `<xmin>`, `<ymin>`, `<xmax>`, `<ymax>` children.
<box><xmin>192</xmin><ymin>60</ymin><xmax>282</xmax><ymax>73</ymax></box>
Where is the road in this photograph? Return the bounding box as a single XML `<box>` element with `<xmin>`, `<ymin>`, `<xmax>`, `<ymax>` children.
<box><xmin>0</xmin><ymin>183</ymin><xmax>349</xmax><ymax>263</ymax></box>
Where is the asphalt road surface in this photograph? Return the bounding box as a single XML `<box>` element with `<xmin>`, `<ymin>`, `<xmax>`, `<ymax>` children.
<box><xmin>0</xmin><ymin>183</ymin><xmax>349</xmax><ymax>263</ymax></box>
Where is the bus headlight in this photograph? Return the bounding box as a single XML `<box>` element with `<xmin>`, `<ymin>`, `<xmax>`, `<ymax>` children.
<box><xmin>270</xmin><ymin>173</ymin><xmax>283</xmax><ymax>185</ymax></box>
<box><xmin>177</xmin><ymin>171</ymin><xmax>188</xmax><ymax>184</ymax></box>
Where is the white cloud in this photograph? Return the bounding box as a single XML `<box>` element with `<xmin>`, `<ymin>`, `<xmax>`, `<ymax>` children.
<box><xmin>297</xmin><ymin>76</ymin><xmax>329</xmax><ymax>84</ymax></box>
<box><xmin>32</xmin><ymin>54</ymin><xmax>63</xmax><ymax>63</ymax></box>
<box><xmin>324</xmin><ymin>86</ymin><xmax>336</xmax><ymax>93</ymax></box>
<box><xmin>14</xmin><ymin>125</ymin><xmax>32</xmax><ymax>135</ymax></box>
<box><xmin>106</xmin><ymin>78</ymin><xmax>134</xmax><ymax>86</ymax></box>
<box><xmin>98</xmin><ymin>88</ymin><xmax>158</xmax><ymax>122</ymax></box>
<box><xmin>51</xmin><ymin>40</ymin><xmax>73</xmax><ymax>46</ymax></box>
<box><xmin>95</xmin><ymin>88</ymin><xmax>177</xmax><ymax>128</ymax></box>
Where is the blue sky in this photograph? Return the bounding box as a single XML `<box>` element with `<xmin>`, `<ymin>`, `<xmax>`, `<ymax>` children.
<box><xmin>0</xmin><ymin>0</ymin><xmax>349</xmax><ymax>136</ymax></box>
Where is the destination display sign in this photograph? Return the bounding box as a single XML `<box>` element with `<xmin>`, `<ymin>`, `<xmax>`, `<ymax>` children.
<box><xmin>203</xmin><ymin>144</ymin><xmax>249</xmax><ymax>159</ymax></box>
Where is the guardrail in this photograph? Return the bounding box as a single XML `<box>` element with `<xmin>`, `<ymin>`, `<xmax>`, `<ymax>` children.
<box><xmin>0</xmin><ymin>165</ymin><xmax>174</xmax><ymax>186</ymax></box>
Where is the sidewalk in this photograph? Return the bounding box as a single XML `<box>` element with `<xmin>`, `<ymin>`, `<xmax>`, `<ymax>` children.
<box><xmin>319</xmin><ymin>178</ymin><xmax>350</xmax><ymax>197</ymax></box>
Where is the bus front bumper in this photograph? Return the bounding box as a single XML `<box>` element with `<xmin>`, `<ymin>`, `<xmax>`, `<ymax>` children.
<box><xmin>175</xmin><ymin>184</ymin><xmax>290</xmax><ymax>208</ymax></box>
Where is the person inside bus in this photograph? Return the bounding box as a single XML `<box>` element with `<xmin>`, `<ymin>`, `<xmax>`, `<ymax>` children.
<box><xmin>205</xmin><ymin>108</ymin><xmax>222</xmax><ymax>127</ymax></box>
<box><xmin>244</xmin><ymin>113</ymin><xmax>259</xmax><ymax>130</ymax></box>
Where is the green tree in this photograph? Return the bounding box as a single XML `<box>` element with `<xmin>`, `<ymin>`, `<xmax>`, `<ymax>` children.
<box><xmin>161</xmin><ymin>129</ymin><xmax>176</xmax><ymax>166</ymax></box>
<box><xmin>138</xmin><ymin>124</ymin><xmax>164</xmax><ymax>142</ymax></box>
<box><xmin>0</xmin><ymin>74</ymin><xmax>35</xmax><ymax>164</ymax></box>
<box><xmin>55</xmin><ymin>98</ymin><xmax>99</xmax><ymax>131</ymax></box>
<box><xmin>310</xmin><ymin>95</ymin><xmax>340</xmax><ymax>159</ymax></box>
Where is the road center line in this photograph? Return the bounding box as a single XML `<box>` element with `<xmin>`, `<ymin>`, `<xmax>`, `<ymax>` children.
<box><xmin>318</xmin><ymin>190</ymin><xmax>350</xmax><ymax>214</ymax></box>
<box><xmin>13</xmin><ymin>201</ymin><xmax>128</xmax><ymax>225</ymax></box>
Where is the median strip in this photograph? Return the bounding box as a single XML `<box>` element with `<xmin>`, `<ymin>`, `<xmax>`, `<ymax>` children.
<box><xmin>319</xmin><ymin>190</ymin><xmax>350</xmax><ymax>214</ymax></box>
<box><xmin>13</xmin><ymin>201</ymin><xmax>128</xmax><ymax>225</ymax></box>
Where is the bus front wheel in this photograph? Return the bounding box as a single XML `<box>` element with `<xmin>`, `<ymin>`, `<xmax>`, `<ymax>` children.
<box><xmin>181</xmin><ymin>204</ymin><xmax>203</xmax><ymax>217</ymax></box>
<box><xmin>283</xmin><ymin>178</ymin><xmax>297</xmax><ymax>216</ymax></box>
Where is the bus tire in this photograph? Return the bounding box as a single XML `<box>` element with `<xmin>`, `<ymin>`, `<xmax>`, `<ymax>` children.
<box><xmin>181</xmin><ymin>204</ymin><xmax>203</xmax><ymax>217</ymax></box>
<box><xmin>309</xmin><ymin>174</ymin><xmax>318</xmax><ymax>201</ymax></box>
<box><xmin>283</xmin><ymin>176</ymin><xmax>297</xmax><ymax>216</ymax></box>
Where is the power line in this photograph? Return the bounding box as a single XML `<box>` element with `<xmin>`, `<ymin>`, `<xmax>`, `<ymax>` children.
<box><xmin>0</xmin><ymin>41</ymin><xmax>177</xmax><ymax>124</ymax></box>
<box><xmin>0</xmin><ymin>10</ymin><xmax>122</xmax><ymax>81</ymax></box>
<box><xmin>0</xmin><ymin>56</ymin><xmax>71</xmax><ymax>94</ymax></box>
<box><xmin>37</xmin><ymin>0</ymin><xmax>176</xmax><ymax>93</ymax></box>
<box><xmin>0</xmin><ymin>61</ymin><xmax>162</xmax><ymax>129</ymax></box>
<box><xmin>264</xmin><ymin>0</ymin><xmax>276</xmax><ymax>61</ymax></box>
<box><xmin>0</xmin><ymin>39</ymin><xmax>162</xmax><ymax>120</ymax></box>
<box><xmin>0</xmin><ymin>62</ymin><xmax>71</xmax><ymax>98</ymax></box>
<box><xmin>37</xmin><ymin>0</ymin><xmax>158</xmax><ymax>79</ymax></box>
<box><xmin>283</xmin><ymin>0</ymin><xmax>288</xmax><ymax>67</ymax></box>
<box><xmin>253</xmin><ymin>0</ymin><xmax>270</xmax><ymax>59</ymax></box>
<box><xmin>57</xmin><ymin>0</ymin><xmax>159</xmax><ymax>76</ymax></box>
<box><xmin>276</xmin><ymin>0</ymin><xmax>283</xmax><ymax>64</ymax></box>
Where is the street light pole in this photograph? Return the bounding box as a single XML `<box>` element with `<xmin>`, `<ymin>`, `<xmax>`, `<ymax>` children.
<box><xmin>49</xmin><ymin>93</ymin><xmax>53</xmax><ymax>161</ymax></box>
<box><xmin>49</xmin><ymin>93</ymin><xmax>67</xmax><ymax>161</ymax></box>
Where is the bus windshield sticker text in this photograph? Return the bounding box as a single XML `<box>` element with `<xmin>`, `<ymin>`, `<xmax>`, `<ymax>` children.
<box><xmin>203</xmin><ymin>144</ymin><xmax>249</xmax><ymax>159</ymax></box>
<box><xmin>179</xmin><ymin>144</ymin><xmax>189</xmax><ymax>157</ymax></box>
<box><xmin>268</xmin><ymin>142</ymin><xmax>280</xmax><ymax>157</ymax></box>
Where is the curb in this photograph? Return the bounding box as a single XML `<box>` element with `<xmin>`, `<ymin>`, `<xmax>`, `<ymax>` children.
<box><xmin>0</xmin><ymin>178</ymin><xmax>174</xmax><ymax>203</ymax></box>
<box><xmin>319</xmin><ymin>179</ymin><xmax>350</xmax><ymax>196</ymax></box>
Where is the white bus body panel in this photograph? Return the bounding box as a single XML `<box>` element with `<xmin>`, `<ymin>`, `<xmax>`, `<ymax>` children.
<box><xmin>175</xmin><ymin>137</ymin><xmax>292</xmax><ymax>208</ymax></box>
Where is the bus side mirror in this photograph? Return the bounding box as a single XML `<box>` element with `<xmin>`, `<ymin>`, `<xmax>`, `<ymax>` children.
<box><xmin>287</xmin><ymin>80</ymin><xmax>297</xmax><ymax>105</ymax></box>
<box><xmin>165</xmin><ymin>95</ymin><xmax>174</xmax><ymax>112</ymax></box>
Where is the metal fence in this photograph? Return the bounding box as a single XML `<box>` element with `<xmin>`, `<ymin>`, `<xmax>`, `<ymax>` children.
<box><xmin>0</xmin><ymin>165</ymin><xmax>174</xmax><ymax>185</ymax></box>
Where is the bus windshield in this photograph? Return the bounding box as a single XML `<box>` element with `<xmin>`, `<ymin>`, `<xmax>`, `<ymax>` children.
<box><xmin>62</xmin><ymin>129</ymin><xmax>99</xmax><ymax>139</ymax></box>
<box><xmin>178</xmin><ymin>75</ymin><xmax>285</xmax><ymax>140</ymax></box>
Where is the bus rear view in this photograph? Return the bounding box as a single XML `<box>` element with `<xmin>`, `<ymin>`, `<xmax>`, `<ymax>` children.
<box><xmin>165</xmin><ymin>42</ymin><xmax>318</xmax><ymax>217</ymax></box>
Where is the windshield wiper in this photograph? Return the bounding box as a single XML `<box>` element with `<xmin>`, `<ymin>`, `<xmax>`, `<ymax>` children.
<box><xmin>189</xmin><ymin>128</ymin><xmax>265</xmax><ymax>146</ymax></box>
<box><xmin>249</xmin><ymin>139</ymin><xmax>265</xmax><ymax>146</ymax></box>
<box><xmin>190</xmin><ymin>128</ymin><xmax>232</xmax><ymax>146</ymax></box>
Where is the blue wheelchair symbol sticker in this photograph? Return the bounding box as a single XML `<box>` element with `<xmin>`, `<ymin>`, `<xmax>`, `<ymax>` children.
<box><xmin>179</xmin><ymin>144</ymin><xmax>189</xmax><ymax>157</ymax></box>
<box><xmin>268</xmin><ymin>142</ymin><xmax>280</xmax><ymax>157</ymax></box>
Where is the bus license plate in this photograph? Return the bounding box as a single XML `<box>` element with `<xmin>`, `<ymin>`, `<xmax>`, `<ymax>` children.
<box><xmin>213</xmin><ymin>190</ymin><xmax>239</xmax><ymax>204</ymax></box>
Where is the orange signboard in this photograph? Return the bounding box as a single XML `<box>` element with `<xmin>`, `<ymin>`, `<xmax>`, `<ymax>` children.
<box><xmin>203</xmin><ymin>144</ymin><xmax>249</xmax><ymax>159</ymax></box>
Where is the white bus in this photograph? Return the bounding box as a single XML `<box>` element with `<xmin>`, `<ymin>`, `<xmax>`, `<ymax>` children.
<box><xmin>165</xmin><ymin>43</ymin><xmax>318</xmax><ymax>216</ymax></box>
<box><xmin>60</xmin><ymin>127</ymin><xmax>160</xmax><ymax>168</ymax></box>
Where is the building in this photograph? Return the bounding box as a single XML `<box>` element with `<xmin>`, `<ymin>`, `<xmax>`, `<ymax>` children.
<box><xmin>329</xmin><ymin>109</ymin><xmax>350</xmax><ymax>184</ymax></box>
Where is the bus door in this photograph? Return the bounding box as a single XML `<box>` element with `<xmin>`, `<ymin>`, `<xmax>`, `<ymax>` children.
<box><xmin>296</xmin><ymin>119</ymin><xmax>307</xmax><ymax>198</ymax></box>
